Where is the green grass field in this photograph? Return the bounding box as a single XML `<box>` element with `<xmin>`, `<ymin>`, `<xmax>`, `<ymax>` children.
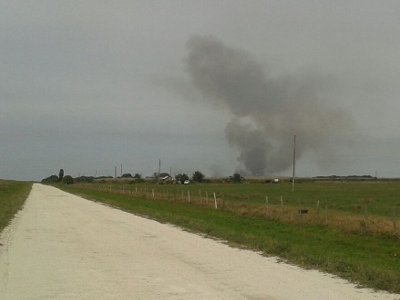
<box><xmin>82</xmin><ymin>180</ymin><xmax>400</xmax><ymax>216</ymax></box>
<box><xmin>0</xmin><ymin>180</ymin><xmax>32</xmax><ymax>233</ymax></box>
<box><xmin>61</xmin><ymin>180</ymin><xmax>400</xmax><ymax>293</ymax></box>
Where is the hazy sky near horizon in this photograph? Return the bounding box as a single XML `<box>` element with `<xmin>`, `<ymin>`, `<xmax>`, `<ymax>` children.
<box><xmin>1</xmin><ymin>1</ymin><xmax>400</xmax><ymax>181</ymax></box>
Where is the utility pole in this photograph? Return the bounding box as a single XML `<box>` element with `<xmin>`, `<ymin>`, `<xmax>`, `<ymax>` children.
<box><xmin>292</xmin><ymin>134</ymin><xmax>296</xmax><ymax>192</ymax></box>
<box><xmin>121</xmin><ymin>163</ymin><xmax>123</xmax><ymax>177</ymax></box>
<box><xmin>157</xmin><ymin>159</ymin><xmax>161</xmax><ymax>183</ymax></box>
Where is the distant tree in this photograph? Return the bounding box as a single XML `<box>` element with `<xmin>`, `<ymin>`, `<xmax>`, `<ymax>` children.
<box><xmin>232</xmin><ymin>173</ymin><xmax>242</xmax><ymax>183</ymax></box>
<box><xmin>192</xmin><ymin>171</ymin><xmax>205</xmax><ymax>183</ymax></box>
<box><xmin>62</xmin><ymin>175</ymin><xmax>74</xmax><ymax>184</ymax></box>
<box><xmin>95</xmin><ymin>176</ymin><xmax>113</xmax><ymax>179</ymax></box>
<box><xmin>41</xmin><ymin>175</ymin><xmax>59</xmax><ymax>184</ymax></box>
<box><xmin>133</xmin><ymin>173</ymin><xmax>142</xmax><ymax>179</ymax></box>
<box><xmin>121</xmin><ymin>173</ymin><xmax>133</xmax><ymax>178</ymax></box>
<box><xmin>74</xmin><ymin>176</ymin><xmax>94</xmax><ymax>183</ymax></box>
<box><xmin>58</xmin><ymin>169</ymin><xmax>64</xmax><ymax>182</ymax></box>
<box><xmin>175</xmin><ymin>173</ymin><xmax>189</xmax><ymax>184</ymax></box>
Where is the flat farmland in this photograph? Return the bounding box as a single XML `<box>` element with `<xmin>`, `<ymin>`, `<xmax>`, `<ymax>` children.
<box><xmin>115</xmin><ymin>180</ymin><xmax>399</xmax><ymax>216</ymax></box>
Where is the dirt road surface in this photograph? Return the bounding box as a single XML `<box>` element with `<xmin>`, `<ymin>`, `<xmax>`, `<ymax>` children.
<box><xmin>0</xmin><ymin>184</ymin><xmax>398</xmax><ymax>299</ymax></box>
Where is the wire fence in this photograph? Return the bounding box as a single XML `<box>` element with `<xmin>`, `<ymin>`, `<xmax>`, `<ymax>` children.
<box><xmin>74</xmin><ymin>183</ymin><xmax>400</xmax><ymax>239</ymax></box>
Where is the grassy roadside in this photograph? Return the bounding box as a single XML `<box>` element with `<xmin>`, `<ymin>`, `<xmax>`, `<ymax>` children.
<box><xmin>62</xmin><ymin>185</ymin><xmax>400</xmax><ymax>294</ymax></box>
<box><xmin>0</xmin><ymin>180</ymin><xmax>32</xmax><ymax>233</ymax></box>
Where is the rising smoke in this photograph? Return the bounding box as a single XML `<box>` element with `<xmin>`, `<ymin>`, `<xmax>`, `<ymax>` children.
<box><xmin>185</xmin><ymin>35</ymin><xmax>353</xmax><ymax>176</ymax></box>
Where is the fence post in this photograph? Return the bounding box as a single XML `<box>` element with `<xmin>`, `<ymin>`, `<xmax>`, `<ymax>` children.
<box><xmin>298</xmin><ymin>200</ymin><xmax>302</xmax><ymax>219</ymax></box>
<box><xmin>325</xmin><ymin>204</ymin><xmax>328</xmax><ymax>225</ymax></box>
<box><xmin>152</xmin><ymin>189</ymin><xmax>155</xmax><ymax>199</ymax></box>
<box><xmin>363</xmin><ymin>205</ymin><xmax>369</xmax><ymax>233</ymax></box>
<box><xmin>206</xmin><ymin>191</ymin><xmax>209</xmax><ymax>204</ymax></box>
<box><xmin>265</xmin><ymin>196</ymin><xmax>269</xmax><ymax>216</ymax></box>
<box><xmin>187</xmin><ymin>190</ymin><xmax>191</xmax><ymax>203</ymax></box>
<box><xmin>214</xmin><ymin>192</ymin><xmax>218</xmax><ymax>209</ymax></box>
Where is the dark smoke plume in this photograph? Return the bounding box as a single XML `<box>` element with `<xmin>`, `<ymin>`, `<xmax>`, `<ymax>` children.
<box><xmin>185</xmin><ymin>35</ymin><xmax>353</xmax><ymax>176</ymax></box>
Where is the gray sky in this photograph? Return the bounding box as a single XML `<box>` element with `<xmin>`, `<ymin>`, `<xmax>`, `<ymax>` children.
<box><xmin>1</xmin><ymin>1</ymin><xmax>400</xmax><ymax>181</ymax></box>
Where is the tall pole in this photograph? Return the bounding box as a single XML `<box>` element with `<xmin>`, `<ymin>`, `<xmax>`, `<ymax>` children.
<box><xmin>158</xmin><ymin>159</ymin><xmax>161</xmax><ymax>183</ymax></box>
<box><xmin>292</xmin><ymin>134</ymin><xmax>296</xmax><ymax>192</ymax></box>
<box><xmin>120</xmin><ymin>163</ymin><xmax>123</xmax><ymax>177</ymax></box>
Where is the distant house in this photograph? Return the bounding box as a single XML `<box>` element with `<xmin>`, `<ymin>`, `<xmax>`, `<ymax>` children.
<box><xmin>159</xmin><ymin>173</ymin><xmax>175</xmax><ymax>183</ymax></box>
<box><xmin>144</xmin><ymin>173</ymin><xmax>175</xmax><ymax>183</ymax></box>
<box><xmin>161</xmin><ymin>175</ymin><xmax>173</xmax><ymax>182</ymax></box>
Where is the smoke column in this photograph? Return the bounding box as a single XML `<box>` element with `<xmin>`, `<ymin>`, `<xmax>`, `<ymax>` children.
<box><xmin>185</xmin><ymin>35</ymin><xmax>353</xmax><ymax>176</ymax></box>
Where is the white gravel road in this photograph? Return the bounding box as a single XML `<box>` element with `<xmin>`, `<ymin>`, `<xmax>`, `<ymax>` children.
<box><xmin>0</xmin><ymin>184</ymin><xmax>398</xmax><ymax>299</ymax></box>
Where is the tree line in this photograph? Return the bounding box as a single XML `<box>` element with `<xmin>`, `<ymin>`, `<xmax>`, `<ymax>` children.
<box><xmin>41</xmin><ymin>169</ymin><xmax>243</xmax><ymax>185</ymax></box>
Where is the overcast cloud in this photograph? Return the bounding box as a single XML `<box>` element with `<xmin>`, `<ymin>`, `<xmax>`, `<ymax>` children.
<box><xmin>1</xmin><ymin>1</ymin><xmax>400</xmax><ymax>180</ymax></box>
